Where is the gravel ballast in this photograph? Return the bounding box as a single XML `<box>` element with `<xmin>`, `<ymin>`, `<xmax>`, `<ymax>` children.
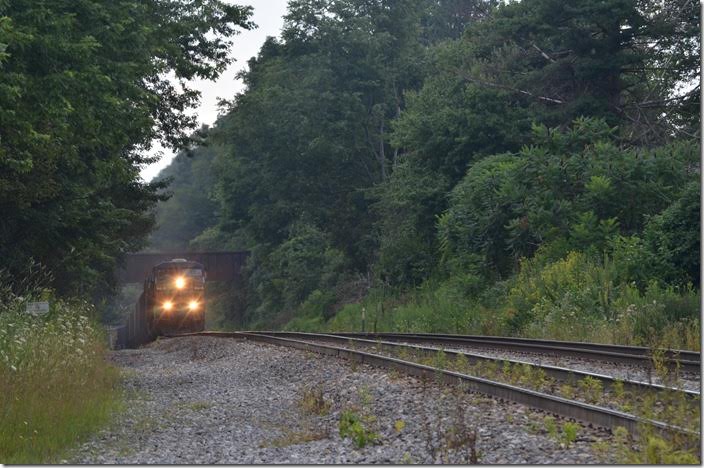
<box><xmin>69</xmin><ymin>336</ymin><xmax>615</xmax><ymax>464</ymax></box>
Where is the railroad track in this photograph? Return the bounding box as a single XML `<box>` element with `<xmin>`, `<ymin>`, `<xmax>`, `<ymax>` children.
<box><xmin>326</xmin><ymin>332</ymin><xmax>701</xmax><ymax>374</ymax></box>
<box><xmin>167</xmin><ymin>331</ymin><xmax>700</xmax><ymax>443</ymax></box>
<box><xmin>248</xmin><ymin>331</ymin><xmax>700</xmax><ymax>397</ymax></box>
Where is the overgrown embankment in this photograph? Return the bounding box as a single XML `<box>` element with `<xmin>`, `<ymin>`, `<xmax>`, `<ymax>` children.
<box><xmin>286</xmin><ymin>250</ymin><xmax>700</xmax><ymax>351</ymax></box>
<box><xmin>0</xmin><ymin>300</ymin><xmax>121</xmax><ymax>463</ymax></box>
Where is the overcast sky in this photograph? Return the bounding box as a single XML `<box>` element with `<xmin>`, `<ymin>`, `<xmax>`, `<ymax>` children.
<box><xmin>140</xmin><ymin>0</ymin><xmax>290</xmax><ymax>181</ymax></box>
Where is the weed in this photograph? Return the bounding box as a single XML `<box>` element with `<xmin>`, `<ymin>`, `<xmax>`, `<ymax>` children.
<box><xmin>357</xmin><ymin>385</ymin><xmax>373</xmax><ymax>408</ymax></box>
<box><xmin>299</xmin><ymin>384</ymin><xmax>330</xmax><ymax>416</ymax></box>
<box><xmin>444</xmin><ymin>386</ymin><xmax>480</xmax><ymax>463</ymax></box>
<box><xmin>182</xmin><ymin>401</ymin><xmax>211</xmax><ymax>411</ymax></box>
<box><xmin>591</xmin><ymin>440</ymin><xmax>611</xmax><ymax>462</ymax></box>
<box><xmin>642</xmin><ymin>436</ymin><xmax>699</xmax><ymax>464</ymax></box>
<box><xmin>339</xmin><ymin>410</ymin><xmax>378</xmax><ymax>448</ymax></box>
<box><xmin>502</xmin><ymin>360</ymin><xmax>512</xmax><ymax>379</ymax></box>
<box><xmin>264</xmin><ymin>427</ymin><xmax>327</xmax><ymax>448</ymax></box>
<box><xmin>613</xmin><ymin>426</ymin><xmax>629</xmax><ymax>444</ymax></box>
<box><xmin>561</xmin><ymin>422</ymin><xmax>579</xmax><ymax>447</ymax></box>
<box><xmin>394</xmin><ymin>419</ymin><xmax>406</xmax><ymax>432</ymax></box>
<box><xmin>530</xmin><ymin>368</ymin><xmax>550</xmax><ymax>391</ymax></box>
<box><xmin>526</xmin><ymin>420</ymin><xmax>540</xmax><ymax>434</ymax></box>
<box><xmin>0</xmin><ymin>300</ymin><xmax>121</xmax><ymax>463</ymax></box>
<box><xmin>396</xmin><ymin>346</ymin><xmax>411</xmax><ymax>362</ymax></box>
<box><xmin>577</xmin><ymin>376</ymin><xmax>603</xmax><ymax>404</ymax></box>
<box><xmin>454</xmin><ymin>353</ymin><xmax>470</xmax><ymax>374</ymax></box>
<box><xmin>388</xmin><ymin>369</ymin><xmax>401</xmax><ymax>380</ymax></box>
<box><xmin>543</xmin><ymin>416</ymin><xmax>558</xmax><ymax>439</ymax></box>
<box><xmin>400</xmin><ymin>452</ymin><xmax>413</xmax><ymax>464</ymax></box>
<box><xmin>434</xmin><ymin>349</ymin><xmax>447</xmax><ymax>369</ymax></box>
<box><xmin>432</xmin><ymin>349</ymin><xmax>448</xmax><ymax>383</ymax></box>
<box><xmin>559</xmin><ymin>384</ymin><xmax>576</xmax><ymax>399</ymax></box>
<box><xmin>612</xmin><ymin>379</ymin><xmax>625</xmax><ymax>400</ymax></box>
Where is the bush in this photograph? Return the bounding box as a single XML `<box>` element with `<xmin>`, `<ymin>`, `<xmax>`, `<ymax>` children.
<box><xmin>507</xmin><ymin>249</ymin><xmax>699</xmax><ymax>348</ymax></box>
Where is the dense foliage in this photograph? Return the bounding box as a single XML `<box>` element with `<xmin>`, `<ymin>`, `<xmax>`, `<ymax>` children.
<box><xmin>0</xmin><ymin>0</ymin><xmax>252</xmax><ymax>299</ymax></box>
<box><xmin>104</xmin><ymin>0</ymin><xmax>702</xmax><ymax>345</ymax></box>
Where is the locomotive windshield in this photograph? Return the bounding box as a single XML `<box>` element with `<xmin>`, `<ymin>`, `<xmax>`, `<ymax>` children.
<box><xmin>156</xmin><ymin>267</ymin><xmax>205</xmax><ymax>290</ymax></box>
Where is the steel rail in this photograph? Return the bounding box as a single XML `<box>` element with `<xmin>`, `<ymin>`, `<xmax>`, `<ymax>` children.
<box><xmin>325</xmin><ymin>332</ymin><xmax>701</xmax><ymax>374</ymax></box>
<box><xmin>245</xmin><ymin>331</ymin><xmax>700</xmax><ymax>398</ymax></box>
<box><xmin>332</xmin><ymin>332</ymin><xmax>701</xmax><ymax>362</ymax></box>
<box><xmin>169</xmin><ymin>331</ymin><xmax>697</xmax><ymax>440</ymax></box>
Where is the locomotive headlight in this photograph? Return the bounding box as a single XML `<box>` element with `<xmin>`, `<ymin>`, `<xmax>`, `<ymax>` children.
<box><xmin>174</xmin><ymin>277</ymin><xmax>186</xmax><ymax>289</ymax></box>
<box><xmin>163</xmin><ymin>301</ymin><xmax>173</xmax><ymax>311</ymax></box>
<box><xmin>188</xmin><ymin>300</ymin><xmax>199</xmax><ymax>311</ymax></box>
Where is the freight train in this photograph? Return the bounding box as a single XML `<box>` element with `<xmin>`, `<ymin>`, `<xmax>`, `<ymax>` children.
<box><xmin>122</xmin><ymin>258</ymin><xmax>206</xmax><ymax>347</ymax></box>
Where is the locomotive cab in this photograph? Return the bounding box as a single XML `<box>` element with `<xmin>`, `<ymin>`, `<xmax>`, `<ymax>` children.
<box><xmin>146</xmin><ymin>259</ymin><xmax>206</xmax><ymax>335</ymax></box>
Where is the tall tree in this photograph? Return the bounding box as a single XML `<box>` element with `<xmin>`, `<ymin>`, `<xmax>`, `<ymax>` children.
<box><xmin>0</xmin><ymin>0</ymin><xmax>252</xmax><ymax>297</ymax></box>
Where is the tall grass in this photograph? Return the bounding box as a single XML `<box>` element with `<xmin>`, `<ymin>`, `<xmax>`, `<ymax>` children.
<box><xmin>0</xmin><ymin>299</ymin><xmax>121</xmax><ymax>463</ymax></box>
<box><xmin>300</xmin><ymin>251</ymin><xmax>700</xmax><ymax>351</ymax></box>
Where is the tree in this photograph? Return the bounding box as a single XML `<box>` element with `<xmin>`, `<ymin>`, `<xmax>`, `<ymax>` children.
<box><xmin>0</xmin><ymin>0</ymin><xmax>251</xmax><ymax>297</ymax></box>
<box><xmin>148</xmin><ymin>144</ymin><xmax>222</xmax><ymax>252</ymax></box>
<box><xmin>439</xmin><ymin>118</ymin><xmax>698</xmax><ymax>278</ymax></box>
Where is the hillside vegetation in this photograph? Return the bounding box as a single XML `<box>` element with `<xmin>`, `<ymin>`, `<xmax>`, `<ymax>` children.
<box><xmin>152</xmin><ymin>0</ymin><xmax>700</xmax><ymax>348</ymax></box>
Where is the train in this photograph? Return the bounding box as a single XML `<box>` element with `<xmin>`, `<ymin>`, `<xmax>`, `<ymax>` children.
<box><xmin>120</xmin><ymin>258</ymin><xmax>207</xmax><ymax>348</ymax></box>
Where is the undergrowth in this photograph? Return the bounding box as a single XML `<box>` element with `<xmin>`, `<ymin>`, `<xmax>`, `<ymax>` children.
<box><xmin>0</xmin><ymin>298</ymin><xmax>121</xmax><ymax>463</ymax></box>
<box><xmin>310</xmin><ymin>251</ymin><xmax>700</xmax><ymax>351</ymax></box>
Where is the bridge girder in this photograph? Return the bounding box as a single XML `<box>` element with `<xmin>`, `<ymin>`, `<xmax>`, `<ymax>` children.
<box><xmin>117</xmin><ymin>251</ymin><xmax>249</xmax><ymax>283</ymax></box>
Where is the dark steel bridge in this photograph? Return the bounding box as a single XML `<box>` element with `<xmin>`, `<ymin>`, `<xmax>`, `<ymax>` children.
<box><xmin>117</xmin><ymin>251</ymin><xmax>250</xmax><ymax>283</ymax></box>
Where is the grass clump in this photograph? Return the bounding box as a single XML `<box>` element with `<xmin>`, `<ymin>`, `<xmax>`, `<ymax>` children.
<box><xmin>299</xmin><ymin>384</ymin><xmax>331</xmax><ymax>416</ymax></box>
<box><xmin>577</xmin><ymin>376</ymin><xmax>603</xmax><ymax>404</ymax></box>
<box><xmin>0</xmin><ymin>299</ymin><xmax>121</xmax><ymax>463</ymax></box>
<box><xmin>611</xmin><ymin>425</ymin><xmax>700</xmax><ymax>464</ymax></box>
<box><xmin>561</xmin><ymin>422</ymin><xmax>579</xmax><ymax>446</ymax></box>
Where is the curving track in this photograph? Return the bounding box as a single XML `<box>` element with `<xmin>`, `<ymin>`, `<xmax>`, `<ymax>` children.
<box><xmin>248</xmin><ymin>331</ymin><xmax>700</xmax><ymax>396</ymax></box>
<box><xmin>327</xmin><ymin>332</ymin><xmax>701</xmax><ymax>374</ymax></box>
<box><xmin>169</xmin><ymin>331</ymin><xmax>700</xmax><ymax>445</ymax></box>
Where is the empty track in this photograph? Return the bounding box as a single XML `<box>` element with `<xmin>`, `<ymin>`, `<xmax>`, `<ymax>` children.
<box><xmin>326</xmin><ymin>332</ymin><xmax>701</xmax><ymax>374</ymax></box>
<box><xmin>169</xmin><ymin>331</ymin><xmax>700</xmax><ymax>444</ymax></box>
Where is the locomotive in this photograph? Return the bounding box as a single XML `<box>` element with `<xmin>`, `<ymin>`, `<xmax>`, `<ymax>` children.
<box><xmin>144</xmin><ymin>258</ymin><xmax>206</xmax><ymax>335</ymax></box>
<box><xmin>123</xmin><ymin>258</ymin><xmax>206</xmax><ymax>347</ymax></box>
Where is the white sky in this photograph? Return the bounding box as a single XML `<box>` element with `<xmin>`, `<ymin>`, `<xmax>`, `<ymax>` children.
<box><xmin>140</xmin><ymin>0</ymin><xmax>290</xmax><ymax>182</ymax></box>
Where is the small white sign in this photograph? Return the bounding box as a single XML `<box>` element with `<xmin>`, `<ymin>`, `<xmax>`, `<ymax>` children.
<box><xmin>26</xmin><ymin>301</ymin><xmax>50</xmax><ymax>316</ymax></box>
